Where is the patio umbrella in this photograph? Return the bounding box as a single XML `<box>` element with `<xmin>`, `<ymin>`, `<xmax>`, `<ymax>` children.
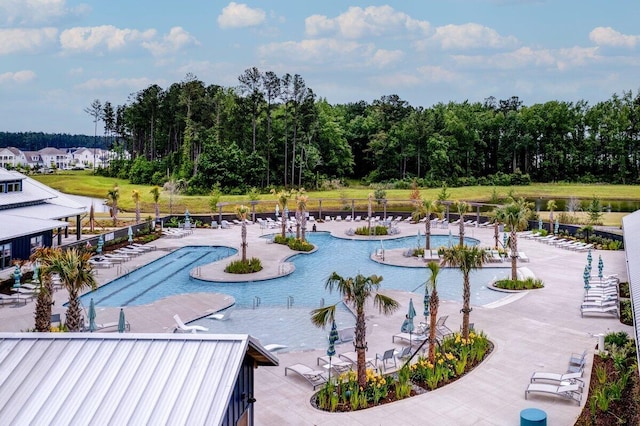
<box><xmin>13</xmin><ymin>265</ymin><xmax>22</xmax><ymax>303</ymax></box>
<box><xmin>88</xmin><ymin>298</ymin><xmax>97</xmax><ymax>332</ymax></box>
<box><xmin>538</xmin><ymin>218</ymin><xmax>543</xmax><ymax>230</ymax></box>
<box><xmin>598</xmin><ymin>255</ymin><xmax>604</xmax><ymax>280</ymax></box>
<box><xmin>327</xmin><ymin>320</ymin><xmax>339</xmax><ymax>381</ymax></box>
<box><xmin>586</xmin><ymin>250</ymin><xmax>592</xmax><ymax>273</ymax></box>
<box><xmin>416</xmin><ymin>230</ymin><xmax>421</xmax><ymax>249</ymax></box>
<box><xmin>554</xmin><ymin>218</ymin><xmax>559</xmax><ymax>234</ymax></box>
<box><xmin>97</xmin><ymin>235</ymin><xmax>104</xmax><ymax>255</ymax></box>
<box><xmin>118</xmin><ymin>308</ymin><xmax>126</xmax><ymax>333</ymax></box>
<box><xmin>184</xmin><ymin>209</ymin><xmax>191</xmax><ymax>227</ymax></box>
<box><xmin>127</xmin><ymin>226</ymin><xmax>133</xmax><ymax>244</ymax></box>
<box><xmin>423</xmin><ymin>286</ymin><xmax>430</xmax><ymax>321</ymax></box>
<box><xmin>406</xmin><ymin>298</ymin><xmax>416</xmax><ymax>346</ymax></box>
<box><xmin>448</xmin><ymin>230</ymin><xmax>453</xmax><ymax>247</ymax></box>
<box><xmin>32</xmin><ymin>260</ymin><xmax>40</xmax><ymax>283</ymax></box>
<box><xmin>503</xmin><ymin>232</ymin><xmax>508</xmax><ymax>249</ymax></box>
<box><xmin>275</xmin><ymin>204</ymin><xmax>279</xmax><ymax>218</ymax></box>
<box><xmin>583</xmin><ymin>265</ymin><xmax>591</xmax><ymax>290</ymax></box>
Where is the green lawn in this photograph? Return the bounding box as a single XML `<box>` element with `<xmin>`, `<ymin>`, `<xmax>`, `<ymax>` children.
<box><xmin>33</xmin><ymin>171</ymin><xmax>638</xmax><ymax>227</ymax></box>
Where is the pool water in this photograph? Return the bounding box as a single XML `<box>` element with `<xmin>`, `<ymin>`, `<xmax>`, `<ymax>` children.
<box><xmin>82</xmin><ymin>232</ymin><xmax>510</xmax><ymax>351</ymax></box>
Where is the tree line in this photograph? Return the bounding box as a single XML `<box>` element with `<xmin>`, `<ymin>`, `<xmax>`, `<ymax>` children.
<box><xmin>7</xmin><ymin>67</ymin><xmax>640</xmax><ymax>193</ymax></box>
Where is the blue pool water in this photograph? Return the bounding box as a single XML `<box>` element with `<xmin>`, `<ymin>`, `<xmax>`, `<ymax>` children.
<box><xmin>82</xmin><ymin>232</ymin><xmax>510</xmax><ymax>351</ymax></box>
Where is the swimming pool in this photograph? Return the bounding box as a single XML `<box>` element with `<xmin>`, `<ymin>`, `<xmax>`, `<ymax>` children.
<box><xmin>82</xmin><ymin>232</ymin><xmax>510</xmax><ymax>351</ymax></box>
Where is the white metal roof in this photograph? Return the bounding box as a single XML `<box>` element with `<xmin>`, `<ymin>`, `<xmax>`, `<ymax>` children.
<box><xmin>622</xmin><ymin>211</ymin><xmax>640</xmax><ymax>369</ymax></box>
<box><xmin>0</xmin><ymin>333</ymin><xmax>278</xmax><ymax>426</ymax></box>
<box><xmin>0</xmin><ymin>214</ymin><xmax>68</xmax><ymax>240</ymax></box>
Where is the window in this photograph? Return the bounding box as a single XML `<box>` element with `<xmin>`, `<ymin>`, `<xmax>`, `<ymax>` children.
<box><xmin>6</xmin><ymin>181</ymin><xmax>21</xmax><ymax>192</ymax></box>
<box><xmin>0</xmin><ymin>244</ymin><xmax>11</xmax><ymax>270</ymax></box>
<box><xmin>30</xmin><ymin>236</ymin><xmax>43</xmax><ymax>253</ymax></box>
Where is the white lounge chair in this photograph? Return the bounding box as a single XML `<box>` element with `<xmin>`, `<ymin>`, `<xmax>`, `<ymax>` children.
<box><xmin>525</xmin><ymin>383</ymin><xmax>582</xmax><ymax>404</ymax></box>
<box><xmin>316</xmin><ymin>356</ymin><xmax>352</xmax><ymax>374</ymax></box>
<box><xmin>285</xmin><ymin>363</ymin><xmax>328</xmax><ymax>389</ymax></box>
<box><xmin>207</xmin><ymin>306</ymin><xmax>234</xmax><ymax>320</ymax></box>
<box><xmin>392</xmin><ymin>332</ymin><xmax>427</xmax><ymax>345</ymax></box>
<box><xmin>337</xmin><ymin>326</ymin><xmax>355</xmax><ymax>343</ymax></box>
<box><xmin>518</xmin><ymin>252</ymin><xmax>530</xmax><ymax>262</ymax></box>
<box><xmin>530</xmin><ymin>371</ymin><xmax>584</xmax><ymax>386</ymax></box>
<box><xmin>338</xmin><ymin>351</ymin><xmax>377</xmax><ymax>370</ymax></box>
<box><xmin>581</xmin><ymin>305</ymin><xmax>618</xmax><ymax>318</ymax></box>
<box><xmin>173</xmin><ymin>314</ymin><xmax>208</xmax><ymax>333</ymax></box>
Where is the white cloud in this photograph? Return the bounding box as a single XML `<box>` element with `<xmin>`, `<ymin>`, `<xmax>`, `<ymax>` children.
<box><xmin>60</xmin><ymin>25</ymin><xmax>156</xmax><ymax>53</ymax></box>
<box><xmin>258</xmin><ymin>38</ymin><xmax>372</xmax><ymax>65</ymax></box>
<box><xmin>218</xmin><ymin>2</ymin><xmax>266</xmax><ymax>29</ymax></box>
<box><xmin>432</xmin><ymin>23</ymin><xmax>518</xmax><ymax>50</ymax></box>
<box><xmin>0</xmin><ymin>70</ymin><xmax>37</xmax><ymax>84</ymax></box>
<box><xmin>368</xmin><ymin>72</ymin><xmax>422</xmax><ymax>89</ymax></box>
<box><xmin>0</xmin><ymin>28</ymin><xmax>58</xmax><ymax>55</ymax></box>
<box><xmin>74</xmin><ymin>77</ymin><xmax>155</xmax><ymax>91</ymax></box>
<box><xmin>417</xmin><ymin>65</ymin><xmax>458</xmax><ymax>83</ymax></box>
<box><xmin>452</xmin><ymin>45</ymin><xmax>599</xmax><ymax>71</ymax></box>
<box><xmin>0</xmin><ymin>0</ymin><xmax>89</xmax><ymax>26</ymax></box>
<box><xmin>305</xmin><ymin>5</ymin><xmax>430</xmax><ymax>39</ymax></box>
<box><xmin>142</xmin><ymin>27</ymin><xmax>199</xmax><ymax>56</ymax></box>
<box><xmin>370</xmin><ymin>49</ymin><xmax>404</xmax><ymax>68</ymax></box>
<box><xmin>589</xmin><ymin>27</ymin><xmax>639</xmax><ymax>48</ymax></box>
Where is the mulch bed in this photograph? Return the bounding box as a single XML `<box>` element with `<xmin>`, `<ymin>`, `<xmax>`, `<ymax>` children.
<box><xmin>574</xmin><ymin>355</ymin><xmax>640</xmax><ymax>425</ymax></box>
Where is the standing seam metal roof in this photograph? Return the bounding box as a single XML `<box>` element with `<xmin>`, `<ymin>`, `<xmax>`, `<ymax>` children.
<box><xmin>622</xmin><ymin>210</ymin><xmax>640</xmax><ymax>371</ymax></box>
<box><xmin>0</xmin><ymin>333</ymin><xmax>278</xmax><ymax>426</ymax></box>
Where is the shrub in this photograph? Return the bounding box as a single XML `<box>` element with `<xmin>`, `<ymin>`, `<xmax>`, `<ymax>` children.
<box><xmin>225</xmin><ymin>257</ymin><xmax>262</xmax><ymax>274</ymax></box>
<box><xmin>354</xmin><ymin>226</ymin><xmax>388</xmax><ymax>236</ymax></box>
<box><xmin>273</xmin><ymin>235</ymin><xmax>314</xmax><ymax>252</ymax></box>
<box><xmin>494</xmin><ymin>278</ymin><xmax>544</xmax><ymax>290</ymax></box>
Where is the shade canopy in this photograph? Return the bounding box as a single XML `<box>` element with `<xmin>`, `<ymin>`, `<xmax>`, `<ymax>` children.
<box><xmin>118</xmin><ymin>308</ymin><xmax>126</xmax><ymax>333</ymax></box>
<box><xmin>88</xmin><ymin>298</ymin><xmax>97</xmax><ymax>332</ymax></box>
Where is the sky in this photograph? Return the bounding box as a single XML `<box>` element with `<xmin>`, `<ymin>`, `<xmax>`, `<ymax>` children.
<box><xmin>1</xmin><ymin>0</ymin><xmax>639</xmax><ymax>135</ymax></box>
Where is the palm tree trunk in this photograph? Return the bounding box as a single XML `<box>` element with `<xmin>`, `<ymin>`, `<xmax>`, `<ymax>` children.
<box><xmin>510</xmin><ymin>230</ymin><xmax>518</xmax><ymax>280</ymax></box>
<box><xmin>355</xmin><ymin>307</ymin><xmax>367</xmax><ymax>389</ymax></box>
<box><xmin>281</xmin><ymin>213</ymin><xmax>286</xmax><ymax>238</ymax></box>
<box><xmin>425</xmin><ymin>219</ymin><xmax>431</xmax><ymax>251</ymax></box>
<box><xmin>461</xmin><ymin>274</ymin><xmax>471</xmax><ymax>339</ymax></box>
<box><xmin>428</xmin><ymin>291</ymin><xmax>438</xmax><ymax>363</ymax></box>
<box><xmin>66</xmin><ymin>290</ymin><xmax>82</xmax><ymax>331</ymax></box>
<box><xmin>34</xmin><ymin>276</ymin><xmax>53</xmax><ymax>331</ymax></box>
<box><xmin>494</xmin><ymin>223</ymin><xmax>499</xmax><ymax>249</ymax></box>
<box><xmin>241</xmin><ymin>223</ymin><xmax>247</xmax><ymax>262</ymax></box>
<box><xmin>459</xmin><ymin>220</ymin><xmax>465</xmax><ymax>246</ymax></box>
<box><xmin>155</xmin><ymin>203</ymin><xmax>160</xmax><ymax>221</ymax></box>
<box><xmin>301</xmin><ymin>214</ymin><xmax>307</xmax><ymax>242</ymax></box>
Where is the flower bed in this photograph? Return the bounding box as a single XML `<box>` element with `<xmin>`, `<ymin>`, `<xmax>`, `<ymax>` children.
<box><xmin>493</xmin><ymin>277</ymin><xmax>544</xmax><ymax>290</ymax></box>
<box><xmin>313</xmin><ymin>331</ymin><xmax>492</xmax><ymax>412</ymax></box>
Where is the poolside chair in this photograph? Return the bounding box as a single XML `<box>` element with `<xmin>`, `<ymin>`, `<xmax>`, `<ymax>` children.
<box><xmin>517</xmin><ymin>252</ymin><xmax>530</xmax><ymax>262</ymax></box>
<box><xmin>376</xmin><ymin>349</ymin><xmax>397</xmax><ymax>371</ymax></box>
<box><xmin>0</xmin><ymin>294</ymin><xmax>23</xmax><ymax>306</ymax></box>
<box><xmin>337</xmin><ymin>326</ymin><xmax>355</xmax><ymax>343</ymax></box>
<box><xmin>435</xmin><ymin>315</ymin><xmax>453</xmax><ymax>338</ymax></box>
<box><xmin>207</xmin><ymin>306</ymin><xmax>234</xmax><ymax>320</ymax></box>
<box><xmin>395</xmin><ymin>346</ymin><xmax>412</xmax><ymax>363</ymax></box>
<box><xmin>263</xmin><ymin>343</ymin><xmax>287</xmax><ymax>352</ymax></box>
<box><xmin>285</xmin><ymin>363</ymin><xmax>328</xmax><ymax>389</ymax></box>
<box><xmin>568</xmin><ymin>350</ymin><xmax>587</xmax><ymax>373</ymax></box>
<box><xmin>338</xmin><ymin>351</ymin><xmax>377</xmax><ymax>370</ymax></box>
<box><xmin>525</xmin><ymin>383</ymin><xmax>582</xmax><ymax>404</ymax></box>
<box><xmin>392</xmin><ymin>332</ymin><xmax>428</xmax><ymax>345</ymax></box>
<box><xmin>173</xmin><ymin>314</ymin><xmax>208</xmax><ymax>333</ymax></box>
<box><xmin>530</xmin><ymin>371</ymin><xmax>584</xmax><ymax>387</ymax></box>
<box><xmin>581</xmin><ymin>305</ymin><xmax>618</xmax><ymax>318</ymax></box>
<box><xmin>316</xmin><ymin>356</ymin><xmax>352</xmax><ymax>374</ymax></box>
<box><xmin>354</xmin><ymin>215</ymin><xmax>362</xmax><ymax>222</ymax></box>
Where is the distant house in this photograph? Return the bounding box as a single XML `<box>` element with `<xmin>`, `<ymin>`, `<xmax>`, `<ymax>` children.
<box><xmin>71</xmin><ymin>147</ymin><xmax>103</xmax><ymax>168</ymax></box>
<box><xmin>0</xmin><ymin>333</ymin><xmax>278</xmax><ymax>426</ymax></box>
<box><xmin>0</xmin><ymin>147</ymin><xmax>27</xmax><ymax>168</ymax></box>
<box><xmin>21</xmin><ymin>150</ymin><xmax>43</xmax><ymax>169</ymax></box>
<box><xmin>0</xmin><ymin>168</ymin><xmax>87</xmax><ymax>270</ymax></box>
<box><xmin>38</xmin><ymin>147</ymin><xmax>70</xmax><ymax>170</ymax></box>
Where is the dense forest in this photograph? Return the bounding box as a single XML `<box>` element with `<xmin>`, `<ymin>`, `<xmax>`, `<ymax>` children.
<box><xmin>0</xmin><ymin>132</ymin><xmax>109</xmax><ymax>151</ymax></box>
<box><xmin>4</xmin><ymin>68</ymin><xmax>640</xmax><ymax>194</ymax></box>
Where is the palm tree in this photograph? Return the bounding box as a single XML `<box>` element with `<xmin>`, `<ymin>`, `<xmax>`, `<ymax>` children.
<box><xmin>30</xmin><ymin>247</ymin><xmax>57</xmax><ymax>331</ymax></box>
<box><xmin>271</xmin><ymin>189</ymin><xmax>291</xmax><ymax>238</ymax></box>
<box><xmin>44</xmin><ymin>248</ymin><xmax>97</xmax><ymax>331</ymax></box>
<box><xmin>107</xmin><ymin>185</ymin><xmax>119</xmax><ymax>226</ymax></box>
<box><xmin>455</xmin><ymin>201</ymin><xmax>469</xmax><ymax>246</ymax></box>
<box><xmin>236</xmin><ymin>205</ymin><xmax>250</xmax><ymax>262</ymax></box>
<box><xmin>132</xmin><ymin>189</ymin><xmax>141</xmax><ymax>223</ymax></box>
<box><xmin>440</xmin><ymin>245</ymin><xmax>487</xmax><ymax>339</ymax></box>
<box><xmin>295</xmin><ymin>190</ymin><xmax>308</xmax><ymax>242</ymax></box>
<box><xmin>547</xmin><ymin>199</ymin><xmax>557</xmax><ymax>234</ymax></box>
<box><xmin>426</xmin><ymin>261</ymin><xmax>440</xmax><ymax>363</ymax></box>
<box><xmin>412</xmin><ymin>199</ymin><xmax>441</xmax><ymax>251</ymax></box>
<box><xmin>311</xmin><ymin>273</ymin><xmax>398</xmax><ymax>388</ymax></box>
<box><xmin>150</xmin><ymin>186</ymin><xmax>161</xmax><ymax>221</ymax></box>
<box><xmin>495</xmin><ymin>198</ymin><xmax>532</xmax><ymax>280</ymax></box>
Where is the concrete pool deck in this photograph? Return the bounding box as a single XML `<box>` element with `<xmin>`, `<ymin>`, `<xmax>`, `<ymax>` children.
<box><xmin>0</xmin><ymin>219</ymin><xmax>632</xmax><ymax>425</ymax></box>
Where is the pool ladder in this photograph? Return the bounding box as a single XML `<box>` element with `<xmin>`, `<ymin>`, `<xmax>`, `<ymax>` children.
<box><xmin>287</xmin><ymin>296</ymin><xmax>294</xmax><ymax>309</ymax></box>
<box><xmin>253</xmin><ymin>296</ymin><xmax>261</xmax><ymax>309</ymax></box>
<box><xmin>193</xmin><ymin>267</ymin><xmax>201</xmax><ymax>277</ymax></box>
